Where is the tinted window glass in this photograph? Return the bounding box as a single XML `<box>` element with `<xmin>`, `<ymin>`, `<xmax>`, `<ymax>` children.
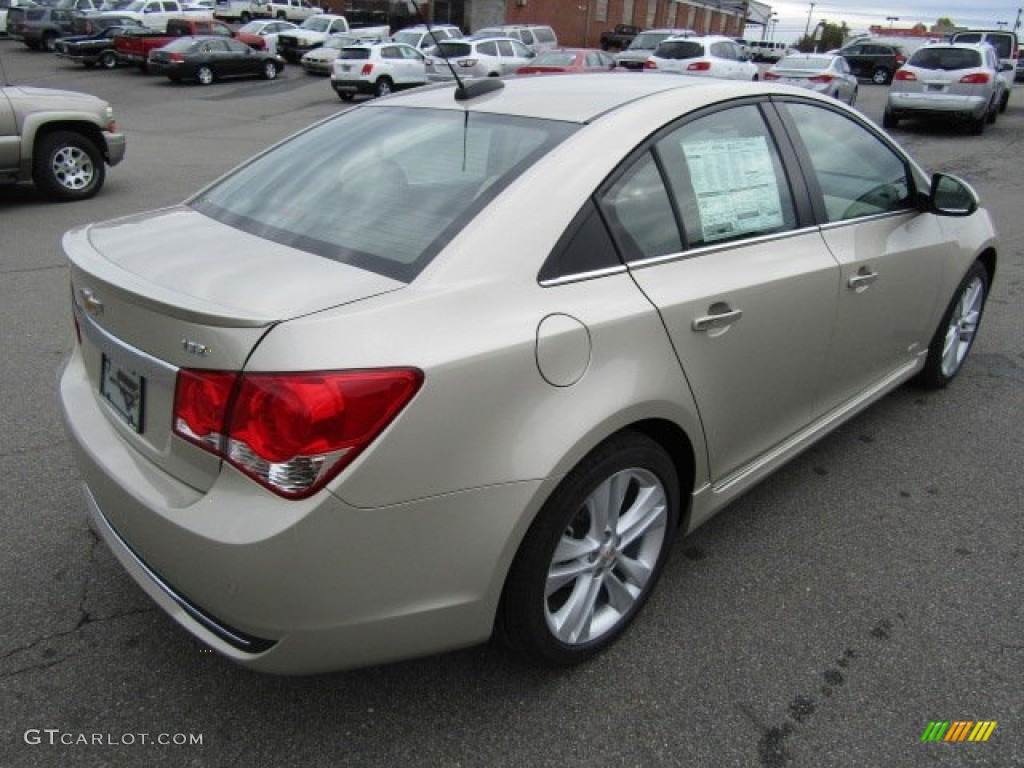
<box><xmin>600</xmin><ymin>153</ymin><xmax>682</xmax><ymax>262</ymax></box>
<box><xmin>657</xmin><ymin>40</ymin><xmax>703</xmax><ymax>60</ymax></box>
<box><xmin>785</xmin><ymin>103</ymin><xmax>912</xmax><ymax>222</ymax></box>
<box><xmin>540</xmin><ymin>200</ymin><xmax>621</xmax><ymax>282</ymax></box>
<box><xmin>191</xmin><ymin>109</ymin><xmax>577</xmax><ymax>282</ymax></box>
<box><xmin>477</xmin><ymin>40</ymin><xmax>498</xmax><ymax>56</ymax></box>
<box><xmin>496</xmin><ymin>40</ymin><xmax>514</xmax><ymax>56</ymax></box>
<box><xmin>535</xmin><ymin>28</ymin><xmax>555</xmax><ymax>43</ymax></box>
<box><xmin>437</xmin><ymin>41</ymin><xmax>471</xmax><ymax>57</ymax></box>
<box><xmin>656</xmin><ymin>105</ymin><xmax>797</xmax><ymax>248</ymax></box>
<box><xmin>340</xmin><ymin>48</ymin><xmax>371</xmax><ymax>59</ymax></box>
<box><xmin>909</xmin><ymin>47</ymin><xmax>982</xmax><ymax>70</ymax></box>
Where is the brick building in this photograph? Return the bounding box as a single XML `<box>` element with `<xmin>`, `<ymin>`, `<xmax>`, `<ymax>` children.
<box><xmin>323</xmin><ymin>0</ymin><xmax>750</xmax><ymax>48</ymax></box>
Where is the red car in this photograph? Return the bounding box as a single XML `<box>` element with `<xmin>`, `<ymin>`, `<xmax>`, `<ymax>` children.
<box><xmin>516</xmin><ymin>48</ymin><xmax>618</xmax><ymax>75</ymax></box>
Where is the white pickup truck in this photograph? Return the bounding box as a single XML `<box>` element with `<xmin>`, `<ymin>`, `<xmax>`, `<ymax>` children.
<box><xmin>117</xmin><ymin>0</ymin><xmax>213</xmax><ymax>31</ymax></box>
<box><xmin>275</xmin><ymin>14</ymin><xmax>388</xmax><ymax>62</ymax></box>
<box><xmin>251</xmin><ymin>0</ymin><xmax>321</xmax><ymax>23</ymax></box>
<box><xmin>212</xmin><ymin>0</ymin><xmax>260</xmax><ymax>23</ymax></box>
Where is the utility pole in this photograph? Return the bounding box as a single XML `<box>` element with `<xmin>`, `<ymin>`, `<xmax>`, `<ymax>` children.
<box><xmin>803</xmin><ymin>2</ymin><xmax>816</xmax><ymax>39</ymax></box>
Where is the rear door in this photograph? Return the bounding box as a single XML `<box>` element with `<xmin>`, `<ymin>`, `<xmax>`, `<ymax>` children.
<box><xmin>777</xmin><ymin>99</ymin><xmax>949</xmax><ymax>409</ymax></box>
<box><xmin>610</xmin><ymin>101</ymin><xmax>839</xmax><ymax>482</ymax></box>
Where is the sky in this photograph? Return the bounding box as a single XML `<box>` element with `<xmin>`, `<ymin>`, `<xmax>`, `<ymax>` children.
<box><xmin>745</xmin><ymin>1</ymin><xmax>1024</xmax><ymax>42</ymax></box>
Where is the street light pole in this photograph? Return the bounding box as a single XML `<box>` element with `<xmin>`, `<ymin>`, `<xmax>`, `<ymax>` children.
<box><xmin>804</xmin><ymin>2</ymin><xmax>816</xmax><ymax>39</ymax></box>
<box><xmin>886</xmin><ymin>16</ymin><xmax>899</xmax><ymax>29</ymax></box>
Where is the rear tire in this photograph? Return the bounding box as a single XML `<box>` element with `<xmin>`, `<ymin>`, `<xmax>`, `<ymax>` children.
<box><xmin>882</xmin><ymin>108</ymin><xmax>898</xmax><ymax>129</ymax></box>
<box><xmin>497</xmin><ymin>431</ymin><xmax>679</xmax><ymax>666</ymax></box>
<box><xmin>99</xmin><ymin>50</ymin><xmax>117</xmax><ymax>69</ymax></box>
<box><xmin>374</xmin><ymin>76</ymin><xmax>392</xmax><ymax>97</ymax></box>
<box><xmin>42</xmin><ymin>32</ymin><xmax>57</xmax><ymax>53</ymax></box>
<box><xmin>968</xmin><ymin>111</ymin><xmax>986</xmax><ymax>135</ymax></box>
<box><xmin>998</xmin><ymin>91</ymin><xmax>1009</xmax><ymax>113</ymax></box>
<box><xmin>338</xmin><ymin>91</ymin><xmax>355</xmax><ymax>101</ymax></box>
<box><xmin>848</xmin><ymin>87</ymin><xmax>858</xmax><ymax>107</ymax></box>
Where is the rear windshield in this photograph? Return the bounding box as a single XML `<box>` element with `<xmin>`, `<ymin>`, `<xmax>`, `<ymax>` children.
<box><xmin>909</xmin><ymin>47</ymin><xmax>982</xmax><ymax>70</ymax></box>
<box><xmin>777</xmin><ymin>56</ymin><xmax>831</xmax><ymax>70</ymax></box>
<box><xmin>534</xmin><ymin>28</ymin><xmax>555</xmax><ymax>43</ymax></box>
<box><xmin>339</xmin><ymin>47</ymin><xmax>370</xmax><ymax>59</ymax></box>
<box><xmin>436</xmin><ymin>40</ymin><xmax>471</xmax><ymax>58</ymax></box>
<box><xmin>628</xmin><ymin>31</ymin><xmax>672</xmax><ymax>50</ymax></box>
<box><xmin>160</xmin><ymin>37</ymin><xmax>200</xmax><ymax>52</ymax></box>
<box><xmin>655</xmin><ymin>40</ymin><xmax>704</xmax><ymax>60</ymax></box>
<box><xmin>190</xmin><ymin>108</ymin><xmax>577</xmax><ymax>282</ymax></box>
<box><xmin>532</xmin><ymin>52</ymin><xmax>576</xmax><ymax>66</ymax></box>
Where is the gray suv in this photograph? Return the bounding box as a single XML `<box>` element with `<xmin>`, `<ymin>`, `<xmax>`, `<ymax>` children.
<box><xmin>614</xmin><ymin>28</ymin><xmax>693</xmax><ymax>70</ymax></box>
<box><xmin>0</xmin><ymin>86</ymin><xmax>126</xmax><ymax>199</ymax></box>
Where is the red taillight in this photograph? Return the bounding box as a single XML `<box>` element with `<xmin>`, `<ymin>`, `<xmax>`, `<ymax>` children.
<box><xmin>168</xmin><ymin>53</ymin><xmax>184</xmax><ymax>62</ymax></box>
<box><xmin>959</xmin><ymin>73</ymin><xmax>991</xmax><ymax>84</ymax></box>
<box><xmin>894</xmin><ymin>69</ymin><xmax>916</xmax><ymax>81</ymax></box>
<box><xmin>173</xmin><ymin>369</ymin><xmax>422</xmax><ymax>498</ymax></box>
<box><xmin>762</xmin><ymin>71</ymin><xmax>780</xmax><ymax>80</ymax></box>
<box><xmin>643</xmin><ymin>59</ymin><xmax>657</xmax><ymax>69</ymax></box>
<box><xmin>174</xmin><ymin>370</ymin><xmax>238</xmax><ymax>448</ymax></box>
<box><xmin>361</xmin><ymin>63</ymin><xmax>374</xmax><ymax>75</ymax></box>
<box><xmin>808</xmin><ymin>74</ymin><xmax>834</xmax><ymax>83</ymax></box>
<box><xmin>895</xmin><ymin>55</ymin><xmax>907</xmax><ymax>66</ymax></box>
<box><xmin>687</xmin><ymin>61</ymin><xmax>711</xmax><ymax>71</ymax></box>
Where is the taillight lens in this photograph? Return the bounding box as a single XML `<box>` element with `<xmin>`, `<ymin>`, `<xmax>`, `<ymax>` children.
<box><xmin>457</xmin><ymin>58</ymin><xmax>477</xmax><ymax>67</ymax></box>
<box><xmin>959</xmin><ymin>73</ymin><xmax>991</xmax><ymax>84</ymax></box>
<box><xmin>893</xmin><ymin>69</ymin><xmax>916</xmax><ymax>81</ymax></box>
<box><xmin>173</xmin><ymin>369</ymin><xmax>422</xmax><ymax>498</ymax></box>
<box><xmin>687</xmin><ymin>61</ymin><xmax>711</xmax><ymax>71</ymax></box>
<box><xmin>168</xmin><ymin>53</ymin><xmax>184</xmax><ymax>62</ymax></box>
<box><xmin>808</xmin><ymin>74</ymin><xmax>834</xmax><ymax>83</ymax></box>
<box><xmin>361</xmin><ymin>63</ymin><xmax>374</xmax><ymax>75</ymax></box>
<box><xmin>762</xmin><ymin>71</ymin><xmax>780</xmax><ymax>80</ymax></box>
<box><xmin>643</xmin><ymin>59</ymin><xmax>657</xmax><ymax>69</ymax></box>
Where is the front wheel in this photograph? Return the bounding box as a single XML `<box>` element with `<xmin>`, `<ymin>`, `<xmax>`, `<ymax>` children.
<box><xmin>915</xmin><ymin>261</ymin><xmax>989</xmax><ymax>389</ymax></box>
<box><xmin>497</xmin><ymin>431</ymin><xmax>679</xmax><ymax>666</ymax></box>
<box><xmin>196</xmin><ymin>65</ymin><xmax>214</xmax><ymax>85</ymax></box>
<box><xmin>32</xmin><ymin>131</ymin><xmax>105</xmax><ymax>201</ymax></box>
<box><xmin>871</xmin><ymin>66</ymin><xmax>890</xmax><ymax>85</ymax></box>
<box><xmin>42</xmin><ymin>32</ymin><xmax>57</xmax><ymax>53</ymax></box>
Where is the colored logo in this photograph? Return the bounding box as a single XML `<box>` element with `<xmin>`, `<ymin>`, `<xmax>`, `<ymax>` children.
<box><xmin>921</xmin><ymin>721</ymin><xmax>997</xmax><ymax>742</ymax></box>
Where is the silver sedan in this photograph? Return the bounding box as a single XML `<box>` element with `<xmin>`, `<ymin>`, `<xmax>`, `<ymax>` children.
<box><xmin>59</xmin><ymin>75</ymin><xmax>997</xmax><ymax>673</ymax></box>
<box><xmin>763</xmin><ymin>53</ymin><xmax>859</xmax><ymax>105</ymax></box>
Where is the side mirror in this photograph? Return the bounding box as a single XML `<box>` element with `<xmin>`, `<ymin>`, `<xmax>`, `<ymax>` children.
<box><xmin>928</xmin><ymin>173</ymin><xmax>979</xmax><ymax>217</ymax></box>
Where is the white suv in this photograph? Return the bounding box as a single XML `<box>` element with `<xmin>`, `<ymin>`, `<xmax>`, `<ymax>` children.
<box><xmin>645</xmin><ymin>35</ymin><xmax>759</xmax><ymax>80</ymax></box>
<box><xmin>391</xmin><ymin>24</ymin><xmax>461</xmax><ymax>52</ymax></box>
<box><xmin>330</xmin><ymin>41</ymin><xmax>427</xmax><ymax>100</ymax></box>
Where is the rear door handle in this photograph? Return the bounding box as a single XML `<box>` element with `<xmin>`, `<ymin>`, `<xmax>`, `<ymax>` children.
<box><xmin>692</xmin><ymin>306</ymin><xmax>743</xmax><ymax>332</ymax></box>
<box><xmin>848</xmin><ymin>268</ymin><xmax>879</xmax><ymax>292</ymax></box>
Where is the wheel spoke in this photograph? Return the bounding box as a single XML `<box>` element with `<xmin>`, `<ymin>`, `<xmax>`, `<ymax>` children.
<box><xmin>551</xmin><ymin>573</ymin><xmax>603</xmax><ymax>644</ymax></box>
<box><xmin>603</xmin><ymin>569</ymin><xmax>639</xmax><ymax>614</ymax></box>
<box><xmin>614</xmin><ymin>549</ymin><xmax>653</xmax><ymax>588</ymax></box>
<box><xmin>589</xmin><ymin>472</ymin><xmax>629</xmax><ymax>534</ymax></box>
<box><xmin>616</xmin><ymin>482</ymin><xmax>666</xmax><ymax>548</ymax></box>
<box><xmin>545</xmin><ymin>535</ymin><xmax>599</xmax><ymax>597</ymax></box>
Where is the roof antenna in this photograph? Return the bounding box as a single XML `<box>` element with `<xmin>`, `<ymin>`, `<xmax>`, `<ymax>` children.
<box><xmin>405</xmin><ymin>0</ymin><xmax>502</xmax><ymax>101</ymax></box>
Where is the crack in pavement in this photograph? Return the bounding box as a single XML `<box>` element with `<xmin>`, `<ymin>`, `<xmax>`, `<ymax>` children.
<box><xmin>0</xmin><ymin>526</ymin><xmax>155</xmax><ymax>678</ymax></box>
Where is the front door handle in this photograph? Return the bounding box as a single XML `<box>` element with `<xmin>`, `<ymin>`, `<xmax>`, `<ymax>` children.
<box><xmin>848</xmin><ymin>268</ymin><xmax>879</xmax><ymax>292</ymax></box>
<box><xmin>692</xmin><ymin>305</ymin><xmax>743</xmax><ymax>333</ymax></box>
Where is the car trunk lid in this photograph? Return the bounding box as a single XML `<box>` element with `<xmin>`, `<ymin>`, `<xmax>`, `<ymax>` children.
<box><xmin>65</xmin><ymin>205</ymin><xmax>404</xmax><ymax>492</ymax></box>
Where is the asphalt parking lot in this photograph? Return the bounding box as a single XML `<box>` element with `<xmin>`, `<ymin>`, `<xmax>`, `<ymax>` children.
<box><xmin>1</xmin><ymin>41</ymin><xmax>1022</xmax><ymax>767</ymax></box>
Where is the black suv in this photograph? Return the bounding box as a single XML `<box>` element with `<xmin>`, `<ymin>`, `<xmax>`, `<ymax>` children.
<box><xmin>838</xmin><ymin>41</ymin><xmax>908</xmax><ymax>84</ymax></box>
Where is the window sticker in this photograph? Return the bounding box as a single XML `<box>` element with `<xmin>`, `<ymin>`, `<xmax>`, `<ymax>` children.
<box><xmin>681</xmin><ymin>136</ymin><xmax>785</xmax><ymax>243</ymax></box>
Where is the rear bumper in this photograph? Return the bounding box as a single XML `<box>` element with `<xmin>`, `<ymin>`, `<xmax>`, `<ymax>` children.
<box><xmin>330</xmin><ymin>77</ymin><xmax>374</xmax><ymax>95</ymax></box>
<box><xmin>887</xmin><ymin>91</ymin><xmax>989</xmax><ymax>119</ymax></box>
<box><xmin>59</xmin><ymin>347</ymin><xmax>539</xmax><ymax>674</ymax></box>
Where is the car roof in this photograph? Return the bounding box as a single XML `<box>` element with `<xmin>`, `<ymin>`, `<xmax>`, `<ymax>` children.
<box><xmin>363</xmin><ymin>72</ymin><xmax>779</xmax><ymax>124</ymax></box>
